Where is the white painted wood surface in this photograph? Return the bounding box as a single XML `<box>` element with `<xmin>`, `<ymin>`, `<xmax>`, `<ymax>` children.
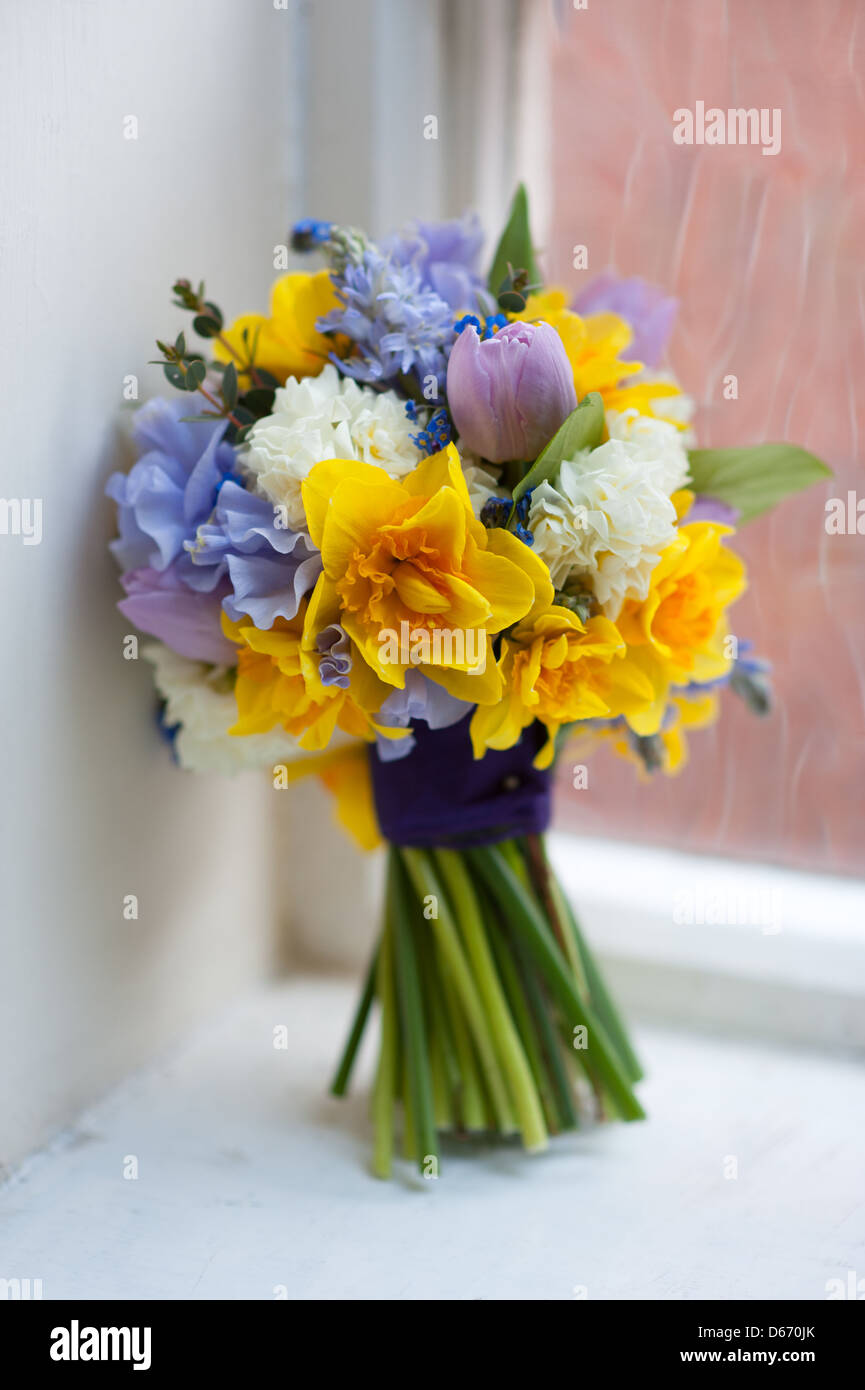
<box><xmin>2</xmin><ymin>976</ymin><xmax>862</xmax><ymax>1301</ymax></box>
<box><xmin>549</xmin><ymin>834</ymin><xmax>865</xmax><ymax>1049</ymax></box>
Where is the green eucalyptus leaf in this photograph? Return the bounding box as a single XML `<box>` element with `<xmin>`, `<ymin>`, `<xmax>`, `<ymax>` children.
<box><xmin>202</xmin><ymin>300</ymin><xmax>224</xmax><ymax>329</ymax></box>
<box><xmin>193</xmin><ymin>314</ymin><xmax>220</xmax><ymax>339</ymax></box>
<box><xmin>184</xmin><ymin>358</ymin><xmax>207</xmax><ymax>392</ymax></box>
<box><xmin>221</xmin><ymin>361</ymin><xmax>238</xmax><ymax>409</ymax></box>
<box><xmin>497</xmin><ymin>289</ymin><xmax>528</xmax><ymax>314</ymax></box>
<box><xmin>511</xmin><ymin>392</ymin><xmax>605</xmax><ymax>506</ymax></box>
<box><xmin>163</xmin><ymin>363</ymin><xmax>186</xmax><ymax>390</ymax></box>
<box><xmin>228</xmin><ymin>405</ymin><xmax>256</xmax><ymax>445</ymax></box>
<box><xmin>487</xmin><ymin>183</ymin><xmax>542</xmax><ymax>296</ymax></box>
<box><xmin>174</xmin><ymin>331</ymin><xmax>186</xmax><ymax>358</ymax></box>
<box><xmin>686</xmin><ymin>444</ymin><xmax>832</xmax><ymax>524</ymax></box>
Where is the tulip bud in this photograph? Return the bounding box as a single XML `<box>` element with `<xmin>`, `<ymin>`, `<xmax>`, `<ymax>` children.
<box><xmin>446</xmin><ymin>321</ymin><xmax>577</xmax><ymax>463</ymax></box>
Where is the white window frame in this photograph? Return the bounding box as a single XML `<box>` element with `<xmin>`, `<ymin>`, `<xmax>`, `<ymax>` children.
<box><xmin>289</xmin><ymin>0</ymin><xmax>865</xmax><ymax>1052</ymax></box>
<box><xmin>549</xmin><ymin>833</ymin><xmax>865</xmax><ymax>1049</ymax></box>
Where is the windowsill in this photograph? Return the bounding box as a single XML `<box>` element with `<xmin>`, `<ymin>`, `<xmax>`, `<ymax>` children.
<box><xmin>2</xmin><ymin>976</ymin><xmax>863</xmax><ymax>1300</ymax></box>
<box><xmin>548</xmin><ymin>833</ymin><xmax>865</xmax><ymax>1049</ymax></box>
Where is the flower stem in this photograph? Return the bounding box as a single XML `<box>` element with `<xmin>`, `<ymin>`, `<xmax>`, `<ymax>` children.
<box><xmin>523</xmin><ymin>834</ymin><xmax>585</xmax><ymax>984</ymax></box>
<box><xmin>371</xmin><ymin>917</ymin><xmax>398</xmax><ymax>1179</ymax></box>
<box><xmin>504</xmin><ymin>924</ymin><xmax>578</xmax><ymax>1132</ymax></box>
<box><xmin>434</xmin><ymin>849</ymin><xmax>547</xmax><ymax>1153</ymax></box>
<box><xmin>561</xmin><ymin>893</ymin><xmax>644</xmax><ymax>1085</ymax></box>
<box><xmin>466</xmin><ymin>845</ymin><xmax>645</xmax><ymax>1122</ymax></box>
<box><xmin>330</xmin><ymin>940</ymin><xmax>378</xmax><ymax>1096</ymax></box>
<box><xmin>438</xmin><ymin>966</ymin><xmax>488</xmax><ymax>1132</ymax></box>
<box><xmin>390</xmin><ymin>851</ymin><xmax>439</xmax><ymax>1175</ymax></box>
<box><xmin>416</xmin><ymin>925</ymin><xmax>460</xmax><ymax>1122</ymax></box>
<box><xmin>484</xmin><ymin>902</ymin><xmax>565</xmax><ymax>1134</ymax></box>
<box><xmin>400</xmin><ymin>848</ymin><xmax>517</xmax><ymax>1135</ymax></box>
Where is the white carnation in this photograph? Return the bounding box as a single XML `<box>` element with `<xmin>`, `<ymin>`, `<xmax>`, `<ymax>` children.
<box><xmin>460</xmin><ymin>457</ymin><xmax>507</xmax><ymax>518</ymax></box>
<box><xmin>528</xmin><ymin>409</ymin><xmax>690</xmax><ymax>617</ymax></box>
<box><xmin>143</xmin><ymin>642</ymin><xmax>305</xmax><ymax>776</ymax></box>
<box><xmin>244</xmin><ymin>363</ymin><xmax>423</xmax><ymax>529</ymax></box>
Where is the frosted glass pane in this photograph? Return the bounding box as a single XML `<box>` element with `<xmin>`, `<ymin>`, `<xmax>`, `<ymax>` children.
<box><xmin>548</xmin><ymin>0</ymin><xmax>863</xmax><ymax>875</ymax></box>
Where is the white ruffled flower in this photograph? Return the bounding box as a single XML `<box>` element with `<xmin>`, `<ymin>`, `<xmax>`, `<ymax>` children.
<box><xmin>244</xmin><ymin>363</ymin><xmax>423</xmax><ymax>529</ymax></box>
<box><xmin>528</xmin><ymin>410</ymin><xmax>690</xmax><ymax>617</ymax></box>
<box><xmin>458</xmin><ymin>451</ymin><xmax>507</xmax><ymax>518</ymax></box>
<box><xmin>143</xmin><ymin>642</ymin><xmax>306</xmax><ymax>776</ymax></box>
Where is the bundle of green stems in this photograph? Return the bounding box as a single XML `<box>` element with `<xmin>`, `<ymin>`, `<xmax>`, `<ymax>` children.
<box><xmin>331</xmin><ymin>834</ymin><xmax>644</xmax><ymax>1178</ymax></box>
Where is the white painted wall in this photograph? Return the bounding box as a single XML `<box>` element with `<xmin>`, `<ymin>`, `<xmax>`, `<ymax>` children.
<box><xmin>0</xmin><ymin>0</ymin><xmax>298</xmax><ymax>1170</ymax></box>
<box><xmin>0</xmin><ymin>0</ymin><xmax>552</xmax><ymax>1165</ymax></box>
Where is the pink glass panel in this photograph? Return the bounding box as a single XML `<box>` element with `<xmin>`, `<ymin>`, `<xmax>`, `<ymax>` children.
<box><xmin>548</xmin><ymin>0</ymin><xmax>864</xmax><ymax>875</ymax></box>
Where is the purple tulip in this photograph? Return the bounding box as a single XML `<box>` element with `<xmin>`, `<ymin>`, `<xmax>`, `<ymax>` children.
<box><xmin>446</xmin><ymin>322</ymin><xmax>577</xmax><ymax>463</ymax></box>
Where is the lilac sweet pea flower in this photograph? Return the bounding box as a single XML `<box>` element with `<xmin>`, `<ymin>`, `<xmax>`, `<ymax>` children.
<box><xmin>375</xmin><ymin>670</ymin><xmax>472</xmax><ymax>762</ymax></box>
<box><xmin>687</xmin><ymin>496</ymin><xmax>740</xmax><ymax>526</ymax></box>
<box><xmin>183</xmin><ymin>482</ymin><xmax>322</xmax><ymax>630</ymax></box>
<box><xmin>446</xmin><ymin>321</ymin><xmax>577</xmax><ymax>463</ymax></box>
<box><xmin>573</xmin><ymin>273</ymin><xmax>678</xmax><ymax>368</ymax></box>
<box><xmin>316</xmin><ymin>623</ymin><xmax>353</xmax><ymax>688</ymax></box>
<box><xmin>117</xmin><ymin>566</ymin><xmax>237</xmax><ymax>665</ymax></box>
<box><xmin>106</xmin><ymin>396</ymin><xmax>237</xmax><ymax>572</ymax></box>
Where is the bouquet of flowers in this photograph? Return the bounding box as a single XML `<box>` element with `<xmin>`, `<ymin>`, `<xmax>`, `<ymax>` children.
<box><xmin>106</xmin><ymin>187</ymin><xmax>829</xmax><ymax>1178</ymax></box>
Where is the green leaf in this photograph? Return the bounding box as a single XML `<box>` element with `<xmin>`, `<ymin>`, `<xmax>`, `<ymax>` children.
<box><xmin>240</xmin><ymin>387</ymin><xmax>276</xmax><ymax>417</ymax></box>
<box><xmin>511</xmin><ymin>392</ymin><xmax>605</xmax><ymax>506</ymax></box>
<box><xmin>466</xmin><ymin>846</ymin><xmax>645</xmax><ymax>1122</ymax></box>
<box><xmin>202</xmin><ymin>300</ymin><xmax>224</xmax><ymax>329</ymax></box>
<box><xmin>487</xmin><ymin>183</ymin><xmax>542</xmax><ymax>295</ymax></box>
<box><xmin>686</xmin><ymin>444</ymin><xmax>832</xmax><ymax>524</ymax></box>
<box><xmin>193</xmin><ymin>314</ymin><xmax>221</xmax><ymax>339</ymax></box>
<box><xmin>329</xmin><ymin>941</ymin><xmax>379</xmax><ymax>1097</ymax></box>
<box><xmin>184</xmin><ymin>358</ymin><xmax>207</xmax><ymax>392</ymax></box>
<box><xmin>221</xmin><ymin>361</ymin><xmax>238</xmax><ymax>410</ymax></box>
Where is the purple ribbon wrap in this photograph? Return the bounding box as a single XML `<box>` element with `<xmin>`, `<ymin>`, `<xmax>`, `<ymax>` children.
<box><xmin>369</xmin><ymin>713</ymin><xmax>552</xmax><ymax>848</ymax></box>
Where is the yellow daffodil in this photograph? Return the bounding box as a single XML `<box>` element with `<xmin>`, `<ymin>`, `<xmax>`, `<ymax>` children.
<box><xmin>671</xmin><ymin>487</ymin><xmax>695</xmax><ymax>521</ymax></box>
<box><xmin>301</xmin><ymin>444</ymin><xmax>553</xmax><ymax>704</ymax></box>
<box><xmin>215</xmin><ymin>271</ymin><xmax>343</xmax><ymax>384</ymax></box>
<box><xmin>470</xmin><ymin>604</ymin><xmax>656</xmax><ymax>768</ymax></box>
<box><xmin>514</xmin><ymin>288</ymin><xmax>683</xmax><ymax>425</ymax></box>
<box><xmin>611</xmin><ymin>691</ymin><xmax>720</xmax><ymax>778</ymax></box>
<box><xmin>319</xmin><ymin>747</ymin><xmax>382</xmax><ymax>851</ymax></box>
<box><xmin>222</xmin><ymin>602</ymin><xmax>404</xmax><ymax>753</ymax></box>
<box><xmin>616</xmin><ymin>523</ymin><xmax>746</xmax><ymax>736</ymax></box>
